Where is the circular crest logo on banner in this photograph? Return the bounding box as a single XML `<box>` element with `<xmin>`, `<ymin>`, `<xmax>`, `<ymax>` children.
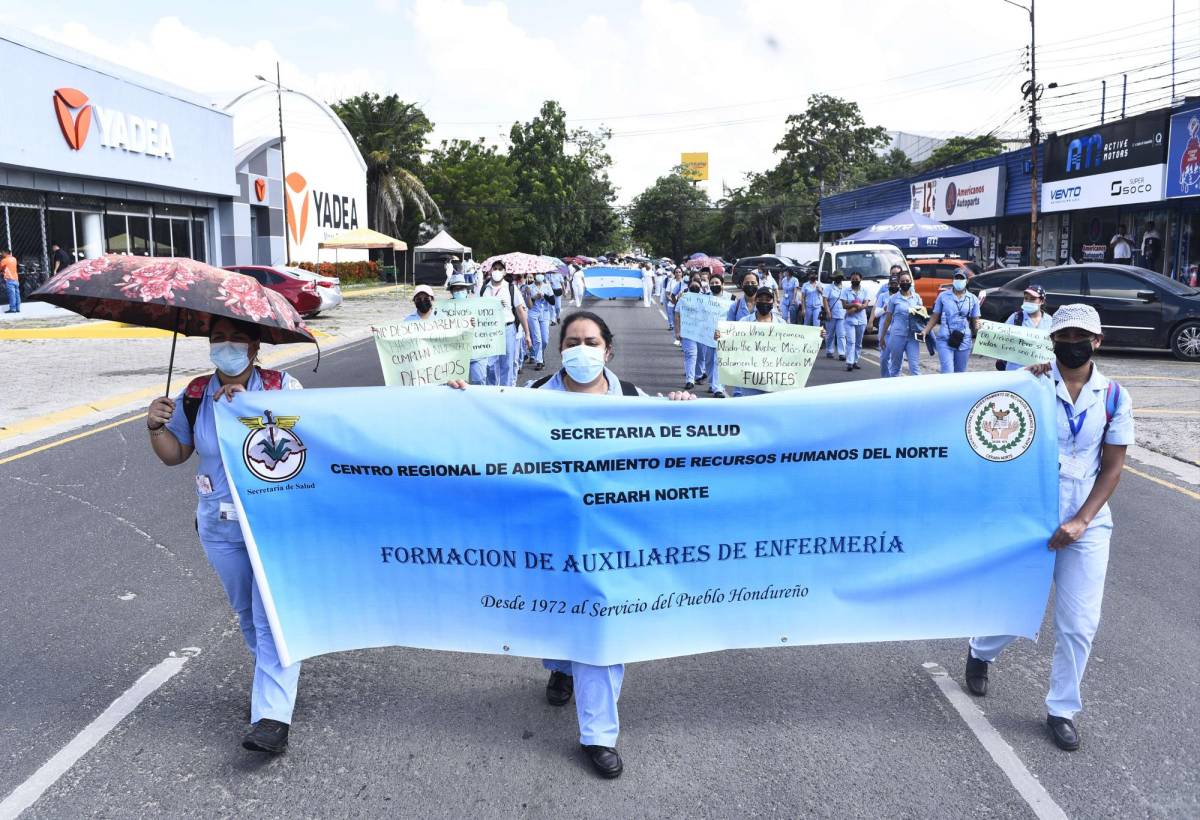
<box><xmin>965</xmin><ymin>391</ymin><xmax>1036</xmax><ymax>462</ymax></box>
<box><xmin>239</xmin><ymin>410</ymin><xmax>307</xmax><ymax>482</ymax></box>
<box><xmin>944</xmin><ymin>181</ymin><xmax>958</xmax><ymax>215</ymax></box>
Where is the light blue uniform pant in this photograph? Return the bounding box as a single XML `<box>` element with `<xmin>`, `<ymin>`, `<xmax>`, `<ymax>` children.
<box><xmin>825</xmin><ymin>318</ymin><xmax>846</xmax><ymax>356</ymax></box>
<box><xmin>203</xmin><ymin>540</ymin><xmax>300</xmax><ymax>724</ymax></box>
<box><xmin>804</xmin><ymin>305</ymin><xmax>822</xmax><ymax>326</ymax></box>
<box><xmin>512</xmin><ymin>325</ymin><xmax>526</xmax><ymax>383</ymax></box>
<box><xmin>542</xmin><ymin>660</ymin><xmax>624</xmax><ymax>746</ymax></box>
<box><xmin>781</xmin><ymin>298</ymin><xmax>793</xmax><ymax>324</ymax></box>
<box><xmin>698</xmin><ymin>343</ymin><xmax>721</xmax><ymax>393</ymax></box>
<box><xmin>884</xmin><ymin>334</ymin><xmax>920</xmax><ymax>376</ymax></box>
<box><xmin>845</xmin><ymin>322</ymin><xmax>866</xmax><ymax>365</ymax></box>
<box><xmin>488</xmin><ymin>323</ymin><xmax>517</xmax><ymax>386</ymax></box>
<box><xmin>970</xmin><ymin>524</ymin><xmax>1111</xmax><ymax>719</ymax></box>
<box><xmin>935</xmin><ymin>336</ymin><xmax>972</xmax><ymax>373</ymax></box>
<box><xmin>681</xmin><ymin>338</ymin><xmax>699</xmax><ymax>383</ymax></box>
<box><xmin>469</xmin><ymin>358</ymin><xmax>490</xmax><ymax>385</ymax></box>
<box><xmin>530</xmin><ymin>307</ymin><xmax>552</xmax><ymax>365</ymax></box>
<box><xmin>552</xmin><ymin>293</ymin><xmax>563</xmax><ymax>321</ymax></box>
<box><xmin>665</xmin><ymin>301</ymin><xmax>675</xmax><ymax>331</ymax></box>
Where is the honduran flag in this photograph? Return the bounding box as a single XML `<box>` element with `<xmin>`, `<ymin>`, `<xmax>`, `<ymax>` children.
<box><xmin>583</xmin><ymin>266</ymin><xmax>644</xmax><ymax>299</ymax></box>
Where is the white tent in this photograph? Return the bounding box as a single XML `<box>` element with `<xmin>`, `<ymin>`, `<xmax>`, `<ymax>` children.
<box><xmin>415</xmin><ymin>229</ymin><xmax>471</xmax><ymax>260</ymax></box>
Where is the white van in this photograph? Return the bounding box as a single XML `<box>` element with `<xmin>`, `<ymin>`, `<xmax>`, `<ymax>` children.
<box><xmin>815</xmin><ymin>243</ymin><xmax>912</xmax><ymax>312</ymax></box>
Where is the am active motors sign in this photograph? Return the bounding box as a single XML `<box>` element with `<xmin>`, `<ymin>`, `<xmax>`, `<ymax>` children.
<box><xmin>1041</xmin><ymin>111</ymin><xmax>1167</xmax><ymax>212</ymax></box>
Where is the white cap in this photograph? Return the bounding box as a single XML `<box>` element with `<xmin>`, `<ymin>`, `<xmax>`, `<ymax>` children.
<box><xmin>1050</xmin><ymin>303</ymin><xmax>1102</xmax><ymax>336</ymax></box>
<box><xmin>413</xmin><ymin>285</ymin><xmax>435</xmax><ymax>299</ymax></box>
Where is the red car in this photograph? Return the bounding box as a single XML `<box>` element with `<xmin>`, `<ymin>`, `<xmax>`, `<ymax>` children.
<box><xmin>223</xmin><ymin>265</ymin><xmax>322</xmax><ymax>318</ymax></box>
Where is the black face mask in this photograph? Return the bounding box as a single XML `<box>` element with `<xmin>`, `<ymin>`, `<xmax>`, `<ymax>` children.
<box><xmin>710</xmin><ymin>284</ymin><xmax>722</xmax><ymax>294</ymax></box>
<box><xmin>1054</xmin><ymin>339</ymin><xmax>1094</xmax><ymax>369</ymax></box>
<box><xmin>743</xmin><ymin>284</ymin><xmax>757</xmax><ymax>297</ymax></box>
<box><xmin>832</xmin><ymin>279</ymin><xmax>843</xmax><ymax>287</ymax></box>
<box><xmin>888</xmin><ymin>285</ymin><xmax>899</xmax><ymax>294</ymax></box>
<box><xmin>414</xmin><ymin>297</ymin><xmax>433</xmax><ymax>313</ymax></box>
<box><xmin>755</xmin><ymin>302</ymin><xmax>774</xmax><ymax>315</ymax></box>
<box><xmin>689</xmin><ymin>284</ymin><xmax>701</xmax><ymax>293</ymax></box>
<box><xmin>899</xmin><ymin>282</ymin><xmax>912</xmax><ymax>292</ymax></box>
<box><xmin>851</xmin><ymin>279</ymin><xmax>861</xmax><ymax>288</ymax></box>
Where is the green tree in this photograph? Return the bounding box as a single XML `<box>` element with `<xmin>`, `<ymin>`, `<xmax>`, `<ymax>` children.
<box><xmin>916</xmin><ymin>135</ymin><xmax>1005</xmax><ymax>173</ymax></box>
<box><xmin>424</xmin><ymin>138</ymin><xmax>519</xmax><ymax>254</ymax></box>
<box><xmin>861</xmin><ymin>147</ymin><xmax>915</xmax><ymax>183</ymax></box>
<box><xmin>774</xmin><ymin>94</ymin><xmax>891</xmax><ymax>195</ymax></box>
<box><xmin>332</xmin><ymin>93</ymin><xmax>440</xmax><ymax>240</ymax></box>
<box><xmin>628</xmin><ymin>167</ymin><xmax>713</xmax><ymax>260</ymax></box>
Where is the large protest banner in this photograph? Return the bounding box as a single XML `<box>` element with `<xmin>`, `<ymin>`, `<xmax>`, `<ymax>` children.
<box><xmin>583</xmin><ymin>266</ymin><xmax>643</xmax><ymax>299</ymax></box>
<box><xmin>972</xmin><ymin>319</ymin><xmax>1054</xmax><ymax>367</ymax></box>
<box><xmin>677</xmin><ymin>293</ymin><xmax>728</xmax><ymax>345</ymax></box>
<box><xmin>216</xmin><ymin>371</ymin><xmax>1058</xmax><ymax>667</ymax></box>
<box><xmin>437</xmin><ymin>297</ymin><xmax>506</xmax><ymax>358</ymax></box>
<box><xmin>371</xmin><ymin>320</ymin><xmax>472</xmax><ymax>386</ymax></box>
<box><xmin>717</xmin><ymin>321</ymin><xmax>823</xmax><ymax>392</ymax></box>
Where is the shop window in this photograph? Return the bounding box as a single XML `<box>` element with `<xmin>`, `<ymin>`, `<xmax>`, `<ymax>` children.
<box><xmin>152</xmin><ymin>216</ymin><xmax>173</xmax><ymax>256</ymax></box>
<box><xmin>1031</xmin><ymin>268</ymin><xmax>1083</xmax><ymax>296</ymax></box>
<box><xmin>191</xmin><ymin>219</ymin><xmax>207</xmax><ymax>263</ymax></box>
<box><xmin>128</xmin><ymin>215</ymin><xmax>151</xmax><ymax>256</ymax></box>
<box><xmin>105</xmin><ymin>214</ymin><xmax>129</xmax><ymax>254</ymax></box>
<box><xmin>171</xmin><ymin>219</ymin><xmax>191</xmax><ymax>259</ymax></box>
<box><xmin>46</xmin><ymin>210</ymin><xmax>75</xmax><ymax>261</ymax></box>
<box><xmin>1087</xmin><ymin>269</ymin><xmax>1145</xmax><ymax>299</ymax></box>
<box><xmin>6</xmin><ymin>205</ymin><xmax>46</xmax><ymax>275</ymax></box>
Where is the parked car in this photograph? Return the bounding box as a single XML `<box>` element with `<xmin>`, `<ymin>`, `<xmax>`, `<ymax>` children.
<box><xmin>283</xmin><ymin>266</ymin><xmax>343</xmax><ymax>313</ymax></box>
<box><xmin>966</xmin><ymin>267</ymin><xmax>1040</xmax><ymax>296</ymax></box>
<box><xmin>223</xmin><ymin>265</ymin><xmax>323</xmax><ymax>318</ymax></box>
<box><xmin>979</xmin><ymin>263</ymin><xmax>1200</xmax><ymax>361</ymax></box>
<box><xmin>730</xmin><ymin>254</ymin><xmax>805</xmax><ymax>286</ymax></box>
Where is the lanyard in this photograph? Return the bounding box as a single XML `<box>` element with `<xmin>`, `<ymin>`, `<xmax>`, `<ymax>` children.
<box><xmin>1059</xmin><ymin>398</ymin><xmax>1087</xmax><ymax>440</ymax></box>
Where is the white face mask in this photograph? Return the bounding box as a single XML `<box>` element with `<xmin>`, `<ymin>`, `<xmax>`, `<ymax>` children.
<box><xmin>561</xmin><ymin>343</ymin><xmax>606</xmax><ymax>384</ymax></box>
<box><xmin>210</xmin><ymin>341</ymin><xmax>251</xmax><ymax>377</ymax></box>
<box><xmin>490</xmin><ymin>270</ymin><xmax>504</xmax><ymax>283</ymax></box>
<box><xmin>1021</xmin><ymin>301</ymin><xmax>1040</xmax><ymax>315</ymax></box>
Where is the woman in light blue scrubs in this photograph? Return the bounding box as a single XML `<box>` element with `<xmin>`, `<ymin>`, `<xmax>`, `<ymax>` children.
<box><xmin>879</xmin><ymin>273</ymin><xmax>925</xmax><ymax>377</ymax></box>
<box><xmin>923</xmin><ymin>272</ymin><xmax>980</xmax><ymax>373</ymax></box>
<box><xmin>146</xmin><ymin>317</ymin><xmax>303</xmax><ymax>755</ymax></box>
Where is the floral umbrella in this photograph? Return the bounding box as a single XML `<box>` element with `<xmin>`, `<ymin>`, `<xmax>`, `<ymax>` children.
<box><xmin>29</xmin><ymin>255</ymin><xmax>315</xmax><ymax>392</ymax></box>
<box><xmin>478</xmin><ymin>252</ymin><xmax>560</xmax><ymax>276</ymax></box>
<box><xmin>684</xmin><ymin>255</ymin><xmax>725</xmax><ymax>275</ymax></box>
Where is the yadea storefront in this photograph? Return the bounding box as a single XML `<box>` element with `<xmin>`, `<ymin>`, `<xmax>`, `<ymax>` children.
<box><xmin>223</xmin><ymin>87</ymin><xmax>368</xmax><ymax>265</ymax></box>
<box><xmin>0</xmin><ymin>32</ymin><xmax>236</xmax><ymax>276</ymax></box>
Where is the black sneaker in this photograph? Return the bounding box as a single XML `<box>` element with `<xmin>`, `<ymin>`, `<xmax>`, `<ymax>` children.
<box><xmin>242</xmin><ymin>718</ymin><xmax>289</xmax><ymax>754</ymax></box>
<box><xmin>684</xmin><ymin>381</ymin><xmax>695</xmax><ymax>390</ymax></box>
<box><xmin>696</xmin><ymin>373</ymin><xmax>707</xmax><ymax>384</ymax></box>
<box><xmin>713</xmin><ymin>391</ymin><xmax>726</xmax><ymax>398</ymax></box>
<box><xmin>852</xmin><ymin>363</ymin><xmax>861</xmax><ymax>370</ymax></box>
<box><xmin>582</xmin><ymin>745</ymin><xmax>623</xmax><ymax>779</ymax></box>
<box><xmin>965</xmin><ymin>653</ymin><xmax>989</xmax><ymax>697</ymax></box>
<box><xmin>546</xmin><ymin>670</ymin><xmax>573</xmax><ymax>706</ymax></box>
<box><xmin>846</xmin><ymin>364</ymin><xmax>854</xmax><ymax>372</ymax></box>
<box><xmin>838</xmin><ymin>355</ymin><xmax>846</xmax><ymax>361</ymax></box>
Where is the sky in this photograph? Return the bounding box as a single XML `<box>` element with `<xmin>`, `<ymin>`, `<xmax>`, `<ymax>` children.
<box><xmin>4</xmin><ymin>0</ymin><xmax>1198</xmax><ymax>203</ymax></box>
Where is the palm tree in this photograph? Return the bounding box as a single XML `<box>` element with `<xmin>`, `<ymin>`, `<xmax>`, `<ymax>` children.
<box><xmin>332</xmin><ymin>93</ymin><xmax>441</xmax><ymax>236</ymax></box>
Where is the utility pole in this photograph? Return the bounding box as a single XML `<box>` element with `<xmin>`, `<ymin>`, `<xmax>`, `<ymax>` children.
<box><xmin>1120</xmin><ymin>74</ymin><xmax>1127</xmax><ymax>119</ymax></box>
<box><xmin>1101</xmin><ymin>80</ymin><xmax>1107</xmax><ymax>124</ymax></box>
<box><xmin>257</xmin><ymin>64</ymin><xmax>290</xmax><ymax>264</ymax></box>
<box><xmin>1011</xmin><ymin>0</ymin><xmax>1041</xmax><ymax>266</ymax></box>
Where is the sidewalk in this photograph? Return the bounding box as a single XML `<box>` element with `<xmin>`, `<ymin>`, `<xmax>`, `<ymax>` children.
<box><xmin>0</xmin><ymin>285</ymin><xmax>412</xmax><ymax>454</ymax></box>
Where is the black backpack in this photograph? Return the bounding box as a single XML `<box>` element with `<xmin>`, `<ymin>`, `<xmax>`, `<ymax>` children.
<box><xmin>530</xmin><ymin>371</ymin><xmax>639</xmax><ymax>396</ymax></box>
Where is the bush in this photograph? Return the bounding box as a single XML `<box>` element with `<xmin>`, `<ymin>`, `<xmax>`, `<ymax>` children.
<box><xmin>295</xmin><ymin>260</ymin><xmax>380</xmax><ymax>285</ymax></box>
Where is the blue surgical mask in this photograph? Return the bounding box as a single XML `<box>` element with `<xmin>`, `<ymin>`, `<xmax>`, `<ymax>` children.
<box><xmin>210</xmin><ymin>341</ymin><xmax>251</xmax><ymax>377</ymax></box>
<box><xmin>561</xmin><ymin>343</ymin><xmax>606</xmax><ymax>384</ymax></box>
<box><xmin>451</xmin><ymin>290</ymin><xmax>467</xmax><ymax>300</ymax></box>
<box><xmin>953</xmin><ymin>279</ymin><xmax>967</xmax><ymax>292</ymax></box>
<box><xmin>1021</xmin><ymin>301</ymin><xmax>1040</xmax><ymax>315</ymax></box>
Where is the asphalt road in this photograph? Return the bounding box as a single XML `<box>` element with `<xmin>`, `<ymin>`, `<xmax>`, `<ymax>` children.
<box><xmin>0</xmin><ymin>298</ymin><xmax>1196</xmax><ymax>818</ymax></box>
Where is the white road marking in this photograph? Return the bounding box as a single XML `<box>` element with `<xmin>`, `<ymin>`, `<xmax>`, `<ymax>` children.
<box><xmin>658</xmin><ymin>308</ymin><xmax>668</xmax><ymax>322</ymax></box>
<box><xmin>922</xmin><ymin>662</ymin><xmax>1068</xmax><ymax>820</ymax></box>
<box><xmin>0</xmin><ymin>648</ymin><xmax>200</xmax><ymax>820</ymax></box>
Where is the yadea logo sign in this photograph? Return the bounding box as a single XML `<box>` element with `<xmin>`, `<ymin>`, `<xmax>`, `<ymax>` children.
<box><xmin>285</xmin><ymin>170</ymin><xmax>360</xmax><ymax>247</ymax></box>
<box><xmin>285</xmin><ymin>172</ymin><xmax>311</xmax><ymax>245</ymax></box>
<box><xmin>52</xmin><ymin>87</ymin><xmax>175</xmax><ymax>159</ymax></box>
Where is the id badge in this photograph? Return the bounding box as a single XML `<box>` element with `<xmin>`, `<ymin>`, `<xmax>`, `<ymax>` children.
<box><xmin>1059</xmin><ymin>453</ymin><xmax>1091</xmax><ymax>481</ymax></box>
<box><xmin>218</xmin><ymin>502</ymin><xmax>239</xmax><ymax>522</ymax></box>
<box><xmin>195</xmin><ymin>474</ymin><xmax>214</xmax><ymax>495</ymax></box>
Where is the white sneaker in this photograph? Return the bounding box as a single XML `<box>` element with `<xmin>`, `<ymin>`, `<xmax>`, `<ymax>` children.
<box><xmin>673</xmin><ymin>339</ymin><xmax>681</xmax><ymax>347</ymax></box>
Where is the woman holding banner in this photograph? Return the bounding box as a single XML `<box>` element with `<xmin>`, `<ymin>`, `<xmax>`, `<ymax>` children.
<box><xmin>714</xmin><ymin>286</ymin><xmax>791</xmax><ymax>398</ymax></box>
<box><xmin>997</xmin><ymin>285</ymin><xmax>1049</xmax><ymax>371</ymax></box>
<box><xmin>145</xmin><ymin>317</ymin><xmax>303</xmax><ymax>755</ymax></box>
<box><xmin>966</xmin><ymin>304</ymin><xmax>1132</xmax><ymax>753</ymax></box>
<box><xmin>727</xmin><ymin>271</ymin><xmax>761</xmax><ymax>322</ymax></box>
<box><xmin>452</xmin><ymin>311</ymin><xmax>693</xmax><ymax>779</ymax></box>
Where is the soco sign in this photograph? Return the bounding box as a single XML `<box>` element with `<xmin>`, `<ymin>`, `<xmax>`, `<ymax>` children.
<box><xmin>53</xmin><ymin>87</ymin><xmax>175</xmax><ymax>159</ymax></box>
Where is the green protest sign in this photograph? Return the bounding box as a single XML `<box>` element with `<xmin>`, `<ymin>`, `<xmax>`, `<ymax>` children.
<box><xmin>677</xmin><ymin>292</ymin><xmax>728</xmax><ymax>345</ymax></box>
<box><xmin>437</xmin><ymin>297</ymin><xmax>506</xmax><ymax>358</ymax></box>
<box><xmin>371</xmin><ymin>320</ymin><xmax>473</xmax><ymax>386</ymax></box>
<box><xmin>716</xmin><ymin>321</ymin><xmax>822</xmax><ymax>392</ymax></box>
<box><xmin>972</xmin><ymin>319</ymin><xmax>1053</xmax><ymax>367</ymax></box>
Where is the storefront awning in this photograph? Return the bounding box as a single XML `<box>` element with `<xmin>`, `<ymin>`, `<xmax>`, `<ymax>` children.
<box><xmin>319</xmin><ymin>228</ymin><xmax>407</xmax><ymax>250</ymax></box>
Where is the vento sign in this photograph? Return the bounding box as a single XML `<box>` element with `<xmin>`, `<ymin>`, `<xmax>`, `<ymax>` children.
<box><xmin>53</xmin><ymin>87</ymin><xmax>176</xmax><ymax>159</ymax></box>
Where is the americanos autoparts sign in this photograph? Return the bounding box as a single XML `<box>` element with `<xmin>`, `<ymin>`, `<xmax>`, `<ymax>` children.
<box><xmin>1041</xmin><ymin>112</ymin><xmax>1168</xmax><ymax>212</ymax></box>
<box><xmin>910</xmin><ymin>167</ymin><xmax>1006</xmax><ymax>222</ymax></box>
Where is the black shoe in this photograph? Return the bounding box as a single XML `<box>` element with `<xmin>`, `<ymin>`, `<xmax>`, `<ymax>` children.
<box><xmin>852</xmin><ymin>363</ymin><xmax>861</xmax><ymax>370</ymax></box>
<box><xmin>838</xmin><ymin>355</ymin><xmax>846</xmax><ymax>361</ymax></box>
<box><xmin>825</xmin><ymin>353</ymin><xmax>834</xmax><ymax>359</ymax></box>
<box><xmin>965</xmin><ymin>654</ymin><xmax>989</xmax><ymax>697</ymax></box>
<box><xmin>242</xmin><ymin>718</ymin><xmax>289</xmax><ymax>754</ymax></box>
<box><xmin>684</xmin><ymin>381</ymin><xmax>695</xmax><ymax>390</ymax></box>
<box><xmin>546</xmin><ymin>671</ymin><xmax>573</xmax><ymax>706</ymax></box>
<box><xmin>696</xmin><ymin>373</ymin><xmax>707</xmax><ymax>384</ymax></box>
<box><xmin>1047</xmin><ymin>715</ymin><xmax>1080</xmax><ymax>751</ymax></box>
<box><xmin>535</xmin><ymin>362</ymin><xmax>545</xmax><ymax>371</ymax></box>
<box><xmin>846</xmin><ymin>365</ymin><xmax>854</xmax><ymax>372</ymax></box>
<box><xmin>582</xmin><ymin>745</ymin><xmax>623</xmax><ymax>779</ymax></box>
<box><xmin>713</xmin><ymin>391</ymin><xmax>726</xmax><ymax>398</ymax></box>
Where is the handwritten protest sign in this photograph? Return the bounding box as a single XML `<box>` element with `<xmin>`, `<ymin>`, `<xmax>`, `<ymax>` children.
<box><xmin>677</xmin><ymin>293</ymin><xmax>729</xmax><ymax>345</ymax></box>
<box><xmin>371</xmin><ymin>320</ymin><xmax>472</xmax><ymax>386</ymax></box>
<box><xmin>437</xmin><ymin>297</ymin><xmax>506</xmax><ymax>358</ymax></box>
<box><xmin>716</xmin><ymin>321</ymin><xmax>822</xmax><ymax>392</ymax></box>
<box><xmin>972</xmin><ymin>319</ymin><xmax>1053</xmax><ymax>367</ymax></box>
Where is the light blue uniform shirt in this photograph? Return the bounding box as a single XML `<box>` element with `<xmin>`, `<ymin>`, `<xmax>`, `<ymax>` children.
<box><xmin>403</xmin><ymin>308</ymin><xmax>439</xmax><ymax>322</ymax></box>
<box><xmin>165</xmin><ymin>369</ymin><xmax>301</xmax><ymax>543</ymax></box>
<box><xmin>801</xmin><ymin>281</ymin><xmax>824</xmax><ymax>308</ymax></box>
<box><xmin>781</xmin><ymin>276</ymin><xmax>798</xmax><ymax>301</ymax></box>
<box><xmin>824</xmin><ymin>284</ymin><xmax>847</xmax><ymax>319</ymax></box>
<box><xmin>884</xmin><ymin>292</ymin><xmax>924</xmax><ymax>337</ymax></box>
<box><xmin>842</xmin><ymin>285</ymin><xmax>870</xmax><ymax>325</ymax></box>
<box><xmin>931</xmin><ymin>290</ymin><xmax>981</xmax><ymax>341</ymax></box>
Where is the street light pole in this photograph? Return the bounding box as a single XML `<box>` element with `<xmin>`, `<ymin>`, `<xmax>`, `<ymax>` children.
<box><xmin>1009</xmin><ymin>0</ymin><xmax>1040</xmax><ymax>266</ymax></box>
<box><xmin>257</xmin><ymin>64</ymin><xmax>290</xmax><ymax>265</ymax></box>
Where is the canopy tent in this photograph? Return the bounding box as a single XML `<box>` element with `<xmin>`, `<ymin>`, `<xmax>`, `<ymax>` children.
<box><xmin>318</xmin><ymin>228</ymin><xmax>407</xmax><ymax>283</ymax></box>
<box><xmin>414</xmin><ymin>229</ymin><xmax>471</xmax><ymax>258</ymax></box>
<box><xmin>838</xmin><ymin>209</ymin><xmax>977</xmax><ymax>250</ymax></box>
